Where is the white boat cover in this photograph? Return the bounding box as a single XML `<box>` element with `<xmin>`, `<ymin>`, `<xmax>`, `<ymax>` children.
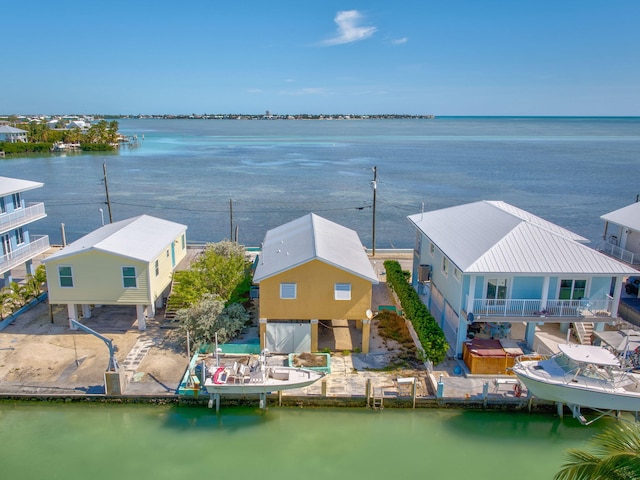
<box><xmin>558</xmin><ymin>344</ymin><xmax>620</xmax><ymax>367</ymax></box>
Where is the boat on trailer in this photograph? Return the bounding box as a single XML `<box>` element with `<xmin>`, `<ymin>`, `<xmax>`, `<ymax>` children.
<box><xmin>200</xmin><ymin>349</ymin><xmax>323</xmax><ymax>411</ymax></box>
<box><xmin>512</xmin><ymin>343</ymin><xmax>640</xmax><ymax>424</ymax></box>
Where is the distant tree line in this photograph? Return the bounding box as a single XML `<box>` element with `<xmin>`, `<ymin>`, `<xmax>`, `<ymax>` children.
<box><xmin>0</xmin><ymin>120</ymin><xmax>119</xmax><ymax>154</ymax></box>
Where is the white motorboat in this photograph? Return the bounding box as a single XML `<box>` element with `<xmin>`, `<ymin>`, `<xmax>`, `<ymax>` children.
<box><xmin>202</xmin><ymin>356</ymin><xmax>323</xmax><ymax>395</ymax></box>
<box><xmin>512</xmin><ymin>344</ymin><xmax>640</xmax><ymax>419</ymax></box>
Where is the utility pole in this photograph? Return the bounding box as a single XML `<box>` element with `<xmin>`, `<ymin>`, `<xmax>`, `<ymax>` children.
<box><xmin>229</xmin><ymin>198</ymin><xmax>233</xmax><ymax>241</ymax></box>
<box><xmin>103</xmin><ymin>161</ymin><xmax>113</xmax><ymax>223</ymax></box>
<box><xmin>371</xmin><ymin>166</ymin><xmax>377</xmax><ymax>257</ymax></box>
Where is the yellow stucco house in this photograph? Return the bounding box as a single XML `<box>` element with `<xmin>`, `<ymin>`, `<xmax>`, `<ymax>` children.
<box><xmin>43</xmin><ymin>215</ymin><xmax>187</xmax><ymax>330</ymax></box>
<box><xmin>253</xmin><ymin>213</ymin><xmax>378</xmax><ymax>353</ymax></box>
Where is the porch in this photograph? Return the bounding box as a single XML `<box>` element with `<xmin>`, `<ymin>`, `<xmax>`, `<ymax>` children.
<box><xmin>0</xmin><ymin>235</ymin><xmax>50</xmax><ymax>274</ymax></box>
<box><xmin>597</xmin><ymin>241</ymin><xmax>640</xmax><ymax>266</ymax></box>
<box><xmin>0</xmin><ymin>202</ymin><xmax>46</xmax><ymax>232</ymax></box>
<box><xmin>466</xmin><ymin>298</ymin><xmax>613</xmax><ymax>320</ymax></box>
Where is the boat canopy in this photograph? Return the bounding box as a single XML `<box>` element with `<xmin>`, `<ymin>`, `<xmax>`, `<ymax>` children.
<box><xmin>558</xmin><ymin>344</ymin><xmax>620</xmax><ymax>367</ymax></box>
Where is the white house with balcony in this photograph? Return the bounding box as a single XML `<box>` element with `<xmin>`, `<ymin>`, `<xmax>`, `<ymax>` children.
<box><xmin>597</xmin><ymin>201</ymin><xmax>640</xmax><ymax>268</ymax></box>
<box><xmin>0</xmin><ymin>125</ymin><xmax>28</xmax><ymax>143</ymax></box>
<box><xmin>0</xmin><ymin>176</ymin><xmax>50</xmax><ymax>286</ymax></box>
<box><xmin>408</xmin><ymin>200</ymin><xmax>637</xmax><ymax>358</ymax></box>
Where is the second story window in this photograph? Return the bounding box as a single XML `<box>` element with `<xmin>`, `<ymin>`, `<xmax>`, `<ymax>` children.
<box><xmin>122</xmin><ymin>267</ymin><xmax>137</xmax><ymax>288</ymax></box>
<box><xmin>58</xmin><ymin>266</ymin><xmax>74</xmax><ymax>288</ymax></box>
<box><xmin>334</xmin><ymin>283</ymin><xmax>352</xmax><ymax>300</ymax></box>
<box><xmin>280</xmin><ymin>283</ymin><xmax>296</xmax><ymax>299</ymax></box>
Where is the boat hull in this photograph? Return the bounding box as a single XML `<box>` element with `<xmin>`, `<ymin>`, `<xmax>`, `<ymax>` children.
<box><xmin>512</xmin><ymin>361</ymin><xmax>640</xmax><ymax>412</ymax></box>
<box><xmin>204</xmin><ymin>367</ymin><xmax>322</xmax><ymax>395</ymax></box>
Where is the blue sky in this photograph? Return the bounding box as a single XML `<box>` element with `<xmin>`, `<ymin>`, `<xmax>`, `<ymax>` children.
<box><xmin>3</xmin><ymin>1</ymin><xmax>639</xmax><ymax>116</ymax></box>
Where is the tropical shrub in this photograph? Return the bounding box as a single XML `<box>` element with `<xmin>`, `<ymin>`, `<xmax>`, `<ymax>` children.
<box><xmin>170</xmin><ymin>241</ymin><xmax>252</xmax><ymax>308</ymax></box>
<box><xmin>176</xmin><ymin>294</ymin><xmax>249</xmax><ymax>348</ymax></box>
<box><xmin>383</xmin><ymin>260</ymin><xmax>449</xmax><ymax>365</ymax></box>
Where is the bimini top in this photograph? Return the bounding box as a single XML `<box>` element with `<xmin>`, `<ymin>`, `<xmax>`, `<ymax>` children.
<box><xmin>253</xmin><ymin>213</ymin><xmax>378</xmax><ymax>284</ymax></box>
<box><xmin>601</xmin><ymin>202</ymin><xmax>640</xmax><ymax>233</ymax></box>
<box><xmin>43</xmin><ymin>215</ymin><xmax>187</xmax><ymax>264</ymax></box>
<box><xmin>0</xmin><ymin>176</ymin><xmax>43</xmax><ymax>196</ymax></box>
<box><xmin>408</xmin><ymin>200</ymin><xmax>638</xmax><ymax>275</ymax></box>
<box><xmin>558</xmin><ymin>344</ymin><xmax>620</xmax><ymax>368</ymax></box>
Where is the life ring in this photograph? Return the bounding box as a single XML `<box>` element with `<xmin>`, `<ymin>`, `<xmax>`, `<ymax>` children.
<box><xmin>514</xmin><ymin>383</ymin><xmax>522</xmax><ymax>397</ymax></box>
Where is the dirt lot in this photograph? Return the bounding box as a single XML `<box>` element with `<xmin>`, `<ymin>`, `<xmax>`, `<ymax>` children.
<box><xmin>0</xmin><ymin>302</ymin><xmax>189</xmax><ymax>395</ymax></box>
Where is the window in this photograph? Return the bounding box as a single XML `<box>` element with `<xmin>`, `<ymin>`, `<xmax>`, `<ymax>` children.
<box><xmin>280</xmin><ymin>283</ymin><xmax>296</xmax><ymax>299</ymax></box>
<box><xmin>559</xmin><ymin>279</ymin><xmax>587</xmax><ymax>300</ymax></box>
<box><xmin>487</xmin><ymin>278</ymin><xmax>508</xmax><ymax>300</ymax></box>
<box><xmin>453</xmin><ymin>267</ymin><xmax>461</xmax><ymax>282</ymax></box>
<box><xmin>335</xmin><ymin>283</ymin><xmax>352</xmax><ymax>300</ymax></box>
<box><xmin>429</xmin><ymin>242</ymin><xmax>435</xmax><ymax>256</ymax></box>
<box><xmin>12</xmin><ymin>193</ymin><xmax>21</xmax><ymax>209</ymax></box>
<box><xmin>0</xmin><ymin>198</ymin><xmax>5</xmax><ymax>214</ymax></box>
<box><xmin>122</xmin><ymin>266</ymin><xmax>137</xmax><ymax>288</ymax></box>
<box><xmin>58</xmin><ymin>266</ymin><xmax>73</xmax><ymax>288</ymax></box>
<box><xmin>154</xmin><ymin>259</ymin><xmax>159</xmax><ymax>277</ymax></box>
<box><xmin>16</xmin><ymin>227</ymin><xmax>24</xmax><ymax>245</ymax></box>
<box><xmin>181</xmin><ymin>234</ymin><xmax>185</xmax><ymax>250</ymax></box>
<box><xmin>442</xmin><ymin>256</ymin><xmax>449</xmax><ymax>275</ymax></box>
<box><xmin>166</xmin><ymin>249</ymin><xmax>170</xmax><ymax>257</ymax></box>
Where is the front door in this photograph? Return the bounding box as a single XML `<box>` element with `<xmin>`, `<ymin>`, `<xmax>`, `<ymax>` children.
<box><xmin>170</xmin><ymin>242</ymin><xmax>176</xmax><ymax>268</ymax></box>
<box><xmin>1</xmin><ymin>233</ymin><xmax>11</xmax><ymax>258</ymax></box>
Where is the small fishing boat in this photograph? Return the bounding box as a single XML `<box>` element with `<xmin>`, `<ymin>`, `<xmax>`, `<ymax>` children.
<box><xmin>512</xmin><ymin>343</ymin><xmax>640</xmax><ymax>423</ymax></box>
<box><xmin>202</xmin><ymin>352</ymin><xmax>323</xmax><ymax>395</ymax></box>
<box><xmin>196</xmin><ymin>348</ymin><xmax>323</xmax><ymax>411</ymax></box>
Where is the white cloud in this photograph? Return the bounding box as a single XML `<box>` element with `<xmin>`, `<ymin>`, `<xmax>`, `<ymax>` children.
<box><xmin>322</xmin><ymin>10</ymin><xmax>377</xmax><ymax>46</ymax></box>
<box><xmin>391</xmin><ymin>37</ymin><xmax>408</xmax><ymax>45</ymax></box>
<box><xmin>247</xmin><ymin>88</ymin><xmax>263</xmax><ymax>94</ymax></box>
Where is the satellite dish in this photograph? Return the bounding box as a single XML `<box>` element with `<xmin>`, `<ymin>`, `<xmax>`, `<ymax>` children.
<box><xmin>366</xmin><ymin>309</ymin><xmax>373</xmax><ymax>320</ymax></box>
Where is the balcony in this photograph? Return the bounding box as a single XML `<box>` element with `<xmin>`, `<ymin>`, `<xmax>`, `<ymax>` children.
<box><xmin>597</xmin><ymin>241</ymin><xmax>640</xmax><ymax>266</ymax></box>
<box><xmin>0</xmin><ymin>235</ymin><xmax>50</xmax><ymax>275</ymax></box>
<box><xmin>0</xmin><ymin>203</ymin><xmax>47</xmax><ymax>234</ymax></box>
<box><xmin>468</xmin><ymin>298</ymin><xmax>613</xmax><ymax>320</ymax></box>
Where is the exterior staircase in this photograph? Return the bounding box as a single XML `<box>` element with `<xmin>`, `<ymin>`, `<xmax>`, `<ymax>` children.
<box><xmin>163</xmin><ymin>278</ymin><xmax>185</xmax><ymax>320</ymax></box>
<box><xmin>573</xmin><ymin>322</ymin><xmax>594</xmax><ymax>345</ymax></box>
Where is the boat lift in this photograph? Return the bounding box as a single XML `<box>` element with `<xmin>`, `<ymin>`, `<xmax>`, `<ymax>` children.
<box><xmin>70</xmin><ymin>319</ymin><xmax>124</xmax><ymax>395</ymax></box>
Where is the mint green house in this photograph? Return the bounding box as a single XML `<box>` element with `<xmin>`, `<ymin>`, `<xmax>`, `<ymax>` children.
<box><xmin>43</xmin><ymin>215</ymin><xmax>187</xmax><ymax>330</ymax></box>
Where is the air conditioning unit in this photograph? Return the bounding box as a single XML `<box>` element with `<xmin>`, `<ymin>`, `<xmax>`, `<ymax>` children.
<box><xmin>418</xmin><ymin>264</ymin><xmax>431</xmax><ymax>282</ymax></box>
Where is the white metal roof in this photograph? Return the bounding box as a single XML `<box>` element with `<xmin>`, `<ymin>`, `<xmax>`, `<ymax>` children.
<box><xmin>601</xmin><ymin>202</ymin><xmax>640</xmax><ymax>233</ymax></box>
<box><xmin>0</xmin><ymin>176</ymin><xmax>44</xmax><ymax>196</ymax></box>
<box><xmin>408</xmin><ymin>200</ymin><xmax>637</xmax><ymax>275</ymax></box>
<box><xmin>0</xmin><ymin>125</ymin><xmax>27</xmax><ymax>134</ymax></box>
<box><xmin>43</xmin><ymin>215</ymin><xmax>187</xmax><ymax>263</ymax></box>
<box><xmin>253</xmin><ymin>213</ymin><xmax>378</xmax><ymax>283</ymax></box>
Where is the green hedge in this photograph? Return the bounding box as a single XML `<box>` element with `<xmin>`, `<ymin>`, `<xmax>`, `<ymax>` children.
<box><xmin>0</xmin><ymin>142</ymin><xmax>52</xmax><ymax>154</ymax></box>
<box><xmin>80</xmin><ymin>143</ymin><xmax>116</xmax><ymax>151</ymax></box>
<box><xmin>383</xmin><ymin>260</ymin><xmax>449</xmax><ymax>365</ymax></box>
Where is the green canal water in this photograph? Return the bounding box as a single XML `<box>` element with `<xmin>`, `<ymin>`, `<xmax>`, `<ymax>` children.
<box><xmin>0</xmin><ymin>403</ymin><xmax>615</xmax><ymax>479</ymax></box>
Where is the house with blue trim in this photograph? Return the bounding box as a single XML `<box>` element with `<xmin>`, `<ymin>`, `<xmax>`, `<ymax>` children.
<box><xmin>597</xmin><ymin>201</ymin><xmax>640</xmax><ymax>269</ymax></box>
<box><xmin>408</xmin><ymin>201</ymin><xmax>637</xmax><ymax>358</ymax></box>
<box><xmin>0</xmin><ymin>176</ymin><xmax>49</xmax><ymax>286</ymax></box>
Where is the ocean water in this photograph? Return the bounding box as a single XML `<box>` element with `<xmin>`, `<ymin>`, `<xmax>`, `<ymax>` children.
<box><xmin>0</xmin><ymin>403</ymin><xmax>613</xmax><ymax>480</ymax></box>
<box><xmin>1</xmin><ymin>117</ymin><xmax>638</xmax><ymax>247</ymax></box>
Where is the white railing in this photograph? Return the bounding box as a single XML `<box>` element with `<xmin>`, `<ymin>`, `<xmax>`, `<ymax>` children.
<box><xmin>0</xmin><ymin>203</ymin><xmax>46</xmax><ymax>233</ymax></box>
<box><xmin>0</xmin><ymin>235</ymin><xmax>50</xmax><ymax>273</ymax></box>
<box><xmin>470</xmin><ymin>298</ymin><xmax>613</xmax><ymax>318</ymax></box>
<box><xmin>597</xmin><ymin>241</ymin><xmax>639</xmax><ymax>265</ymax></box>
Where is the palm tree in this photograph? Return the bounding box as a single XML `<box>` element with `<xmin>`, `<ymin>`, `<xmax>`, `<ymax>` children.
<box><xmin>555</xmin><ymin>423</ymin><xmax>640</xmax><ymax>480</ymax></box>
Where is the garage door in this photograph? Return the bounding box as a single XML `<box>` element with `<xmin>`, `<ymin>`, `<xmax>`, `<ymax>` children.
<box><xmin>266</xmin><ymin>322</ymin><xmax>311</xmax><ymax>353</ymax></box>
